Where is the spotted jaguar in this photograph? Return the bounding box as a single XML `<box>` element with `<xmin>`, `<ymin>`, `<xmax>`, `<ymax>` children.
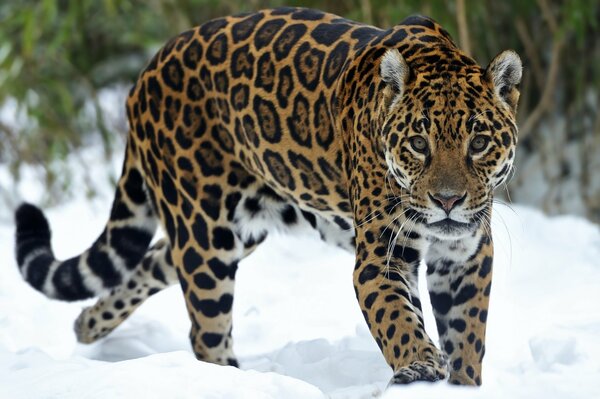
<box><xmin>15</xmin><ymin>7</ymin><xmax>521</xmax><ymax>386</ymax></box>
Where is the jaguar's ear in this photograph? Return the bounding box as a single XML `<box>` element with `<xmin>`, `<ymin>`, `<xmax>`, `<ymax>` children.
<box><xmin>486</xmin><ymin>50</ymin><xmax>522</xmax><ymax>113</ymax></box>
<box><xmin>380</xmin><ymin>49</ymin><xmax>410</xmax><ymax>99</ymax></box>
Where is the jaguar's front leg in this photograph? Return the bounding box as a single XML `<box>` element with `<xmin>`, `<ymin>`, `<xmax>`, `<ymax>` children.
<box><xmin>426</xmin><ymin>231</ymin><xmax>494</xmax><ymax>385</ymax></box>
<box><xmin>354</xmin><ymin>220</ymin><xmax>447</xmax><ymax>384</ymax></box>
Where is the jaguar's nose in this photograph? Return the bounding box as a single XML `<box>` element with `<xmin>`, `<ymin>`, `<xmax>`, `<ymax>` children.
<box><xmin>429</xmin><ymin>192</ymin><xmax>467</xmax><ymax>214</ymax></box>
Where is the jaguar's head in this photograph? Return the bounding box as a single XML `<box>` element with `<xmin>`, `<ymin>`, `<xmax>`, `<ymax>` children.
<box><xmin>379</xmin><ymin>47</ymin><xmax>522</xmax><ymax>240</ymax></box>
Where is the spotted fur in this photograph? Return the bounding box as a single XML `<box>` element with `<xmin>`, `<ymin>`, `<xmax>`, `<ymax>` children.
<box><xmin>15</xmin><ymin>8</ymin><xmax>521</xmax><ymax>385</ymax></box>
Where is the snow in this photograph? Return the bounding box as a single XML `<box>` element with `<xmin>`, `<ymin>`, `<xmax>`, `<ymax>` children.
<box><xmin>1</xmin><ymin>147</ymin><xmax>600</xmax><ymax>398</ymax></box>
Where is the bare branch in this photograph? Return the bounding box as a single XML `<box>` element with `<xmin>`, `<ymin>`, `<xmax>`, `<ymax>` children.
<box><xmin>456</xmin><ymin>0</ymin><xmax>471</xmax><ymax>55</ymax></box>
<box><xmin>518</xmin><ymin>37</ymin><xmax>564</xmax><ymax>140</ymax></box>
<box><xmin>515</xmin><ymin>17</ymin><xmax>544</xmax><ymax>91</ymax></box>
<box><xmin>536</xmin><ymin>0</ymin><xmax>559</xmax><ymax>34</ymax></box>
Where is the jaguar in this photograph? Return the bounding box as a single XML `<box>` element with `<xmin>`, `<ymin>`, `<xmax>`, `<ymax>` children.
<box><xmin>14</xmin><ymin>7</ymin><xmax>521</xmax><ymax>386</ymax></box>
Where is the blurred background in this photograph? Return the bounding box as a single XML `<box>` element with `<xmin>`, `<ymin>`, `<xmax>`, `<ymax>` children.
<box><xmin>0</xmin><ymin>0</ymin><xmax>598</xmax><ymax>222</ymax></box>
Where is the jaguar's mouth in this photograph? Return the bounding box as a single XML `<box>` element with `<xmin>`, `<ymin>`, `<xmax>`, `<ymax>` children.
<box><xmin>428</xmin><ymin>217</ymin><xmax>475</xmax><ymax>235</ymax></box>
<box><xmin>404</xmin><ymin>207</ymin><xmax>481</xmax><ymax>239</ymax></box>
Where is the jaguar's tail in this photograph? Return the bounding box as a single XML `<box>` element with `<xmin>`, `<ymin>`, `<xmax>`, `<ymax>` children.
<box><xmin>14</xmin><ymin>146</ymin><xmax>157</xmax><ymax>301</ymax></box>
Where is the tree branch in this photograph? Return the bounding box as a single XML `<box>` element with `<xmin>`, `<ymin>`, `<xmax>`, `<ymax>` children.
<box><xmin>515</xmin><ymin>17</ymin><xmax>544</xmax><ymax>91</ymax></box>
<box><xmin>518</xmin><ymin>37</ymin><xmax>564</xmax><ymax>140</ymax></box>
<box><xmin>456</xmin><ymin>0</ymin><xmax>471</xmax><ymax>55</ymax></box>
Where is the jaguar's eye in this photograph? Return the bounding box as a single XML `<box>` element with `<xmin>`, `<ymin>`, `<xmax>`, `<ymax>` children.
<box><xmin>470</xmin><ymin>135</ymin><xmax>490</xmax><ymax>154</ymax></box>
<box><xmin>409</xmin><ymin>136</ymin><xmax>429</xmax><ymax>155</ymax></box>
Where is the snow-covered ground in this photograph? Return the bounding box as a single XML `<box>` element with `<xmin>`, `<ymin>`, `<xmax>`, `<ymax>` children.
<box><xmin>1</xmin><ymin>147</ymin><xmax>600</xmax><ymax>398</ymax></box>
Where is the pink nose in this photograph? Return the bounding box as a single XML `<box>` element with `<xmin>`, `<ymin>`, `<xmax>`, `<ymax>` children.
<box><xmin>429</xmin><ymin>192</ymin><xmax>466</xmax><ymax>213</ymax></box>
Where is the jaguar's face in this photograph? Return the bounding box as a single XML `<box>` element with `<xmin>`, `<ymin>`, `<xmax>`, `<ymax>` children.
<box><xmin>379</xmin><ymin>48</ymin><xmax>521</xmax><ymax>239</ymax></box>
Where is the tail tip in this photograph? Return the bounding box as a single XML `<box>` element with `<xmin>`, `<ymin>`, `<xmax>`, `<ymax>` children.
<box><xmin>15</xmin><ymin>203</ymin><xmax>51</xmax><ymax>239</ymax></box>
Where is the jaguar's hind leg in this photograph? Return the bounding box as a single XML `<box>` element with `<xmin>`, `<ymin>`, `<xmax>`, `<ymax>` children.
<box><xmin>75</xmin><ymin>239</ymin><xmax>177</xmax><ymax>343</ymax></box>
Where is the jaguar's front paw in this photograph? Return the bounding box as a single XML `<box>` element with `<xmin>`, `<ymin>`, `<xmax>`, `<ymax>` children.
<box><xmin>389</xmin><ymin>345</ymin><xmax>448</xmax><ymax>385</ymax></box>
<box><xmin>389</xmin><ymin>359</ymin><xmax>447</xmax><ymax>384</ymax></box>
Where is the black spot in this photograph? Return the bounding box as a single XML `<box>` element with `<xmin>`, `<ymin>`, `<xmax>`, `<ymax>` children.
<box><xmin>212</xmin><ymin>227</ymin><xmax>235</xmax><ymax>250</ymax></box>
<box><xmin>191</xmin><ymin>213</ymin><xmax>210</xmax><ymax>250</ymax></box>
<box><xmin>429</xmin><ymin>292</ymin><xmax>453</xmax><ymax>315</ymax></box>
<box><xmin>230</xmin><ymin>44</ymin><xmax>254</xmax><ymax>79</ymax></box>
<box><xmin>263</xmin><ymin>150</ymin><xmax>296</xmax><ymax>190</ymax></box>
<box><xmin>176</xmin><ymin>216</ymin><xmax>190</xmax><ymax>249</ymax></box>
<box><xmin>323</xmin><ymin>42</ymin><xmax>349</xmax><ymax>88</ymax></box>
<box><xmin>311</xmin><ymin>23</ymin><xmax>352</xmax><ymax>45</ymax></box>
<box><xmin>454</xmin><ymin>284</ymin><xmax>478</xmax><ymax>306</ymax></box>
<box><xmin>253</xmin><ymin>96</ymin><xmax>281</xmax><ymax>143</ymax></box>
<box><xmin>392</xmin><ymin>245</ymin><xmax>419</xmax><ymax>264</ymax></box>
<box><xmin>232</xmin><ymin>12</ymin><xmax>264</xmax><ymax>42</ymax></box>
<box><xmin>177</xmin><ymin>157</ymin><xmax>194</xmax><ymax>173</ymax></box>
<box><xmin>123</xmin><ymin>168</ymin><xmax>146</xmax><ymax>204</ymax></box>
<box><xmin>243</xmin><ymin>197</ymin><xmax>261</xmax><ymax>216</ymax></box>
<box><xmin>276</xmin><ymin>66</ymin><xmax>294</xmax><ymax>108</ymax></box>
<box><xmin>400</xmin><ymin>15</ymin><xmax>436</xmax><ymax>30</ymax></box>
<box><xmin>364</xmin><ymin>292</ymin><xmax>378</xmax><ymax>309</ymax></box>
<box><xmin>207</xmin><ymin>257</ymin><xmax>234</xmax><ymax>280</ymax></box>
<box><xmin>358</xmin><ymin>264</ymin><xmax>379</xmax><ymax>284</ymax></box>
<box><xmin>301</xmin><ymin>210</ymin><xmax>317</xmax><ymax>228</ymax></box>
<box><xmin>161</xmin><ymin>171</ymin><xmax>178</xmax><ymax>206</ymax></box>
<box><xmin>206</xmin><ymin>33</ymin><xmax>228</xmax><ymax>65</ymax></box>
<box><xmin>256</xmin><ymin>52</ymin><xmax>275</xmax><ymax>92</ymax></box>
<box><xmin>350</xmin><ymin>27</ymin><xmax>381</xmax><ymax>48</ymax></box>
<box><xmin>293</xmin><ymin>42</ymin><xmax>325</xmax><ymax>90</ymax></box>
<box><xmin>219</xmin><ymin>293</ymin><xmax>234</xmax><ymax>313</ymax></box>
<box><xmin>479</xmin><ymin>309</ymin><xmax>488</xmax><ymax>323</ymax></box>
<box><xmin>466</xmin><ymin>366</ymin><xmax>475</xmax><ymax>379</ymax></box>
<box><xmin>452</xmin><ymin>357</ymin><xmax>463</xmax><ymax>371</ymax></box>
<box><xmin>194</xmin><ymin>141</ymin><xmax>224</xmax><ymax>177</ymax></box>
<box><xmin>375</xmin><ymin>308</ymin><xmax>385</xmax><ymax>322</ymax></box>
<box><xmin>183</xmin><ymin>247</ymin><xmax>203</xmax><ymax>274</ymax></box>
<box><xmin>444</xmin><ymin>340</ymin><xmax>454</xmax><ymax>355</ymax></box>
<box><xmin>254</xmin><ymin>18</ymin><xmax>286</xmax><ymax>50</ymax></box>
<box><xmin>288</xmin><ymin>151</ymin><xmax>328</xmax><ymax>195</ymax></box>
<box><xmin>273</xmin><ymin>24</ymin><xmax>307</xmax><ymax>61</ymax></box>
<box><xmin>194</xmin><ymin>272</ymin><xmax>216</xmax><ymax>290</ymax></box>
<box><xmin>287</xmin><ymin>93</ymin><xmax>311</xmax><ymax>147</ymax></box>
<box><xmin>449</xmin><ymin>318</ymin><xmax>467</xmax><ymax>332</ymax></box>
<box><xmin>183</xmin><ymin>39</ymin><xmax>203</xmax><ymax>70</ymax></box>
<box><xmin>399</xmin><ymin>334</ymin><xmax>409</xmax><ymax>346</ymax></box>
<box><xmin>291</xmin><ymin>8</ymin><xmax>325</xmax><ymax>20</ymax></box>
<box><xmin>501</xmin><ymin>132</ymin><xmax>511</xmax><ymax>147</ymax></box>
<box><xmin>230</xmin><ymin>83</ymin><xmax>249</xmax><ymax>111</ymax></box>
<box><xmin>483</xmin><ymin>281</ymin><xmax>492</xmax><ymax>296</ymax></box>
<box><xmin>201</xmin><ymin>332</ymin><xmax>223</xmax><ymax>348</ymax></box>
<box><xmin>271</xmin><ymin>7</ymin><xmax>296</xmax><ymax>15</ymax></box>
<box><xmin>479</xmin><ymin>256</ymin><xmax>493</xmax><ymax>278</ymax></box>
<box><xmin>199</xmin><ymin>18</ymin><xmax>227</xmax><ymax>40</ymax></box>
<box><xmin>161</xmin><ymin>57</ymin><xmax>184</xmax><ymax>91</ymax></box>
<box><xmin>386</xmin><ymin>324</ymin><xmax>396</xmax><ymax>339</ymax></box>
<box><xmin>281</xmin><ymin>205</ymin><xmax>297</xmax><ymax>225</ymax></box>
<box><xmin>211</xmin><ymin>125</ymin><xmax>234</xmax><ymax>155</ymax></box>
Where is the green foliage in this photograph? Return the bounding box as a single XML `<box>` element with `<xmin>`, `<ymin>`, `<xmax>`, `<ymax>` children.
<box><xmin>0</xmin><ymin>0</ymin><xmax>598</xmax><ymax>204</ymax></box>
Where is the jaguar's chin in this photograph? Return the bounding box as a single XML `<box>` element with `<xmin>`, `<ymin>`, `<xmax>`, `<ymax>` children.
<box><xmin>426</xmin><ymin>218</ymin><xmax>478</xmax><ymax>240</ymax></box>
